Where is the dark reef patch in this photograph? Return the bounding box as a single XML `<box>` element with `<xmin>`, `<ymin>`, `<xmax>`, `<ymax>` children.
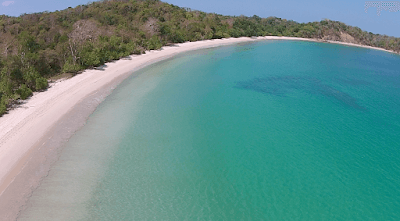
<box><xmin>235</xmin><ymin>76</ymin><xmax>366</xmax><ymax>111</ymax></box>
<box><xmin>333</xmin><ymin>77</ymin><xmax>371</xmax><ymax>86</ymax></box>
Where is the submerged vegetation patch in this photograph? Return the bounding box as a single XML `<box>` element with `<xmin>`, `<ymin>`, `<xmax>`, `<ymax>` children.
<box><xmin>235</xmin><ymin>76</ymin><xmax>367</xmax><ymax>111</ymax></box>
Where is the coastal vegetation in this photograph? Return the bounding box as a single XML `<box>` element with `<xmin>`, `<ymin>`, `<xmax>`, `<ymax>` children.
<box><xmin>1</xmin><ymin>0</ymin><xmax>400</xmax><ymax>116</ymax></box>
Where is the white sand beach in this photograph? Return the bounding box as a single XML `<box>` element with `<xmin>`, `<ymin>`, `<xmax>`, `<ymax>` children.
<box><xmin>0</xmin><ymin>36</ymin><xmax>397</xmax><ymax>219</ymax></box>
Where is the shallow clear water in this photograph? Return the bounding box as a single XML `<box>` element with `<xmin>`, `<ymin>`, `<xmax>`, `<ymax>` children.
<box><xmin>20</xmin><ymin>41</ymin><xmax>400</xmax><ymax>220</ymax></box>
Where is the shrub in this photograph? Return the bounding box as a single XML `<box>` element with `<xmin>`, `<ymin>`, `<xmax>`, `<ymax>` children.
<box><xmin>36</xmin><ymin>77</ymin><xmax>48</xmax><ymax>90</ymax></box>
<box><xmin>62</xmin><ymin>60</ymin><xmax>81</xmax><ymax>74</ymax></box>
<box><xmin>0</xmin><ymin>95</ymin><xmax>8</xmax><ymax>116</ymax></box>
<box><xmin>147</xmin><ymin>36</ymin><xmax>162</xmax><ymax>50</ymax></box>
<box><xmin>0</xmin><ymin>103</ymin><xmax>6</xmax><ymax>116</ymax></box>
<box><xmin>16</xmin><ymin>84</ymin><xmax>33</xmax><ymax>100</ymax></box>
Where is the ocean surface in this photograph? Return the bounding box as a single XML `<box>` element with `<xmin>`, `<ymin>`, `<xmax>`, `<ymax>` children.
<box><xmin>19</xmin><ymin>41</ymin><xmax>400</xmax><ymax>220</ymax></box>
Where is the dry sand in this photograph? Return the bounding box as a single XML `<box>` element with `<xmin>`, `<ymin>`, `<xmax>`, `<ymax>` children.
<box><xmin>0</xmin><ymin>36</ymin><xmax>397</xmax><ymax>220</ymax></box>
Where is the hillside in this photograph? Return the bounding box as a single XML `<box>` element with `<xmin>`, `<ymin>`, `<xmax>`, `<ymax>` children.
<box><xmin>0</xmin><ymin>0</ymin><xmax>399</xmax><ymax>116</ymax></box>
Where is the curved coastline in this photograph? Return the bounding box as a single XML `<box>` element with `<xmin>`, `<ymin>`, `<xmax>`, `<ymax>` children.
<box><xmin>0</xmin><ymin>36</ymin><xmax>397</xmax><ymax>219</ymax></box>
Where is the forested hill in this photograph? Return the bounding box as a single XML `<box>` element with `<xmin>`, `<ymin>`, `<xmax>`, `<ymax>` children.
<box><xmin>0</xmin><ymin>0</ymin><xmax>400</xmax><ymax>116</ymax></box>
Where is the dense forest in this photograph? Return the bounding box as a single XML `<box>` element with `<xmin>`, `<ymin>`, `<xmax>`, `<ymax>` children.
<box><xmin>0</xmin><ymin>0</ymin><xmax>399</xmax><ymax>116</ymax></box>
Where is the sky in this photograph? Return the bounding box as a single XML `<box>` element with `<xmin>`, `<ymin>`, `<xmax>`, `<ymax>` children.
<box><xmin>0</xmin><ymin>0</ymin><xmax>399</xmax><ymax>37</ymax></box>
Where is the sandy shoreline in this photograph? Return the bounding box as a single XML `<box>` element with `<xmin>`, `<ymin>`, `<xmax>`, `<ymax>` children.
<box><xmin>0</xmin><ymin>36</ymin><xmax>397</xmax><ymax>219</ymax></box>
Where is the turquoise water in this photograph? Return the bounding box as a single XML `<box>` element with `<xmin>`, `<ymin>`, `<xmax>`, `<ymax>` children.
<box><xmin>20</xmin><ymin>41</ymin><xmax>400</xmax><ymax>220</ymax></box>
